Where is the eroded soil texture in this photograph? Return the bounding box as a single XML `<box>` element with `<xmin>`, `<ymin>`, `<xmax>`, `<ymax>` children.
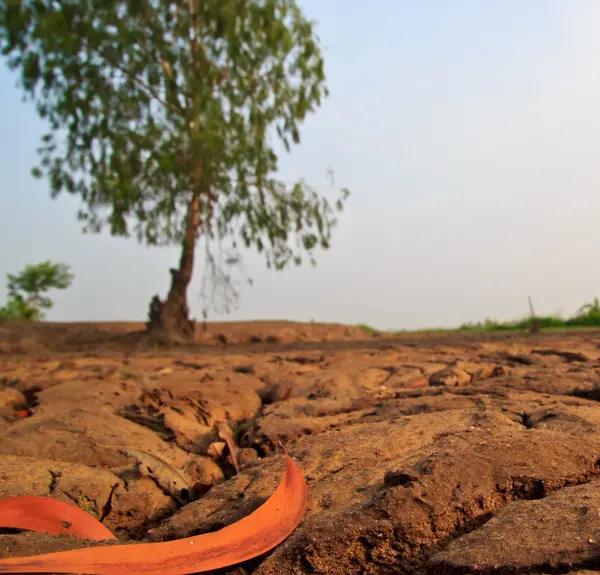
<box><xmin>3</xmin><ymin>322</ymin><xmax>600</xmax><ymax>574</ymax></box>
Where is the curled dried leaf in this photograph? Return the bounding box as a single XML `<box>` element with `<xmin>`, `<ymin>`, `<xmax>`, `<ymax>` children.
<box><xmin>0</xmin><ymin>496</ymin><xmax>116</xmax><ymax>541</ymax></box>
<box><xmin>0</xmin><ymin>450</ymin><xmax>308</xmax><ymax>575</ymax></box>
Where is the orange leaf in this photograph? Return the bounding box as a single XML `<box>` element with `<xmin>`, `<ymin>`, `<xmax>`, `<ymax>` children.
<box><xmin>0</xmin><ymin>450</ymin><xmax>308</xmax><ymax>574</ymax></box>
<box><xmin>0</xmin><ymin>496</ymin><xmax>116</xmax><ymax>541</ymax></box>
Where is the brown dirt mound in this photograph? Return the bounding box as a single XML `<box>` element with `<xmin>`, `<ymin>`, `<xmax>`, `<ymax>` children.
<box><xmin>0</xmin><ymin>320</ymin><xmax>373</xmax><ymax>355</ymax></box>
<box><xmin>2</xmin><ymin>323</ymin><xmax>600</xmax><ymax>574</ymax></box>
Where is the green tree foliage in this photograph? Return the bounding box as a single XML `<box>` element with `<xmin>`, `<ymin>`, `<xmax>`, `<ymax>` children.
<box><xmin>0</xmin><ymin>261</ymin><xmax>74</xmax><ymax>320</ymax></box>
<box><xmin>0</xmin><ymin>0</ymin><xmax>349</xmax><ymax>341</ymax></box>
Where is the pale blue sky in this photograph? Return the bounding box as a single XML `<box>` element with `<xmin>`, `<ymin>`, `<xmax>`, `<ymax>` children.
<box><xmin>2</xmin><ymin>0</ymin><xmax>600</xmax><ymax>330</ymax></box>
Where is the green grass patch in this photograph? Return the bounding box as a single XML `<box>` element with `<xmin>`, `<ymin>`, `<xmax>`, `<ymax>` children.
<box><xmin>451</xmin><ymin>297</ymin><xmax>600</xmax><ymax>333</ymax></box>
<box><xmin>357</xmin><ymin>298</ymin><xmax>600</xmax><ymax>336</ymax></box>
<box><xmin>357</xmin><ymin>323</ymin><xmax>379</xmax><ymax>334</ymax></box>
<box><xmin>365</xmin><ymin>297</ymin><xmax>600</xmax><ymax>335</ymax></box>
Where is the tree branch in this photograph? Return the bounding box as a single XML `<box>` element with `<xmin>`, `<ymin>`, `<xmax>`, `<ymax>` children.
<box><xmin>111</xmin><ymin>60</ymin><xmax>186</xmax><ymax>119</ymax></box>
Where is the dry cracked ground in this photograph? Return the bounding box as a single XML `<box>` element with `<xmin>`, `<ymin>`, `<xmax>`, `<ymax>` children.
<box><xmin>2</xmin><ymin>321</ymin><xmax>600</xmax><ymax>574</ymax></box>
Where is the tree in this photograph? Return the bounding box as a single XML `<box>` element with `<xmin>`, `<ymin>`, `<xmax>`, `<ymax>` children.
<box><xmin>577</xmin><ymin>297</ymin><xmax>600</xmax><ymax>316</ymax></box>
<box><xmin>0</xmin><ymin>0</ymin><xmax>349</xmax><ymax>343</ymax></box>
<box><xmin>0</xmin><ymin>261</ymin><xmax>74</xmax><ymax>321</ymax></box>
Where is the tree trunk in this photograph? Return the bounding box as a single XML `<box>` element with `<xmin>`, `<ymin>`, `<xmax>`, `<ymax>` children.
<box><xmin>146</xmin><ymin>193</ymin><xmax>200</xmax><ymax>345</ymax></box>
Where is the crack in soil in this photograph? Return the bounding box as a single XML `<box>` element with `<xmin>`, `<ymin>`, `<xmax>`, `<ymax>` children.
<box><xmin>47</xmin><ymin>469</ymin><xmax>62</xmax><ymax>494</ymax></box>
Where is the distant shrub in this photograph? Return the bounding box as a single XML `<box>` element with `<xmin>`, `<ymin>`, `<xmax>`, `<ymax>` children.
<box><xmin>455</xmin><ymin>297</ymin><xmax>600</xmax><ymax>333</ymax></box>
<box><xmin>0</xmin><ymin>261</ymin><xmax>74</xmax><ymax>321</ymax></box>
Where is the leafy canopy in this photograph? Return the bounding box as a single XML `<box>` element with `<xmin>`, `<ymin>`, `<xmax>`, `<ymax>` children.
<box><xmin>1</xmin><ymin>0</ymin><xmax>349</xmax><ymax>288</ymax></box>
<box><xmin>0</xmin><ymin>261</ymin><xmax>74</xmax><ymax>320</ymax></box>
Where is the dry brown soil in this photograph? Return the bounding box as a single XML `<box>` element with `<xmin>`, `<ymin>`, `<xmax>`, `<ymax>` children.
<box><xmin>2</xmin><ymin>321</ymin><xmax>600</xmax><ymax>575</ymax></box>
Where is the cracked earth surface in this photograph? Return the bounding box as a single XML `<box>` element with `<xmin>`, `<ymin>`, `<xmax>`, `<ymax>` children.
<box><xmin>2</xmin><ymin>322</ymin><xmax>600</xmax><ymax>574</ymax></box>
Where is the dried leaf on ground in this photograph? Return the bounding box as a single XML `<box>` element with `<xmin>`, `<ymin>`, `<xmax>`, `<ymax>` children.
<box><xmin>0</xmin><ymin>496</ymin><xmax>116</xmax><ymax>541</ymax></box>
<box><xmin>0</xmin><ymin>451</ymin><xmax>308</xmax><ymax>575</ymax></box>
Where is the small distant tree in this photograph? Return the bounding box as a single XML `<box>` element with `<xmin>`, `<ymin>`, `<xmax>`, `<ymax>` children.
<box><xmin>0</xmin><ymin>0</ymin><xmax>350</xmax><ymax>343</ymax></box>
<box><xmin>0</xmin><ymin>261</ymin><xmax>74</xmax><ymax>321</ymax></box>
<box><xmin>577</xmin><ymin>297</ymin><xmax>600</xmax><ymax>316</ymax></box>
